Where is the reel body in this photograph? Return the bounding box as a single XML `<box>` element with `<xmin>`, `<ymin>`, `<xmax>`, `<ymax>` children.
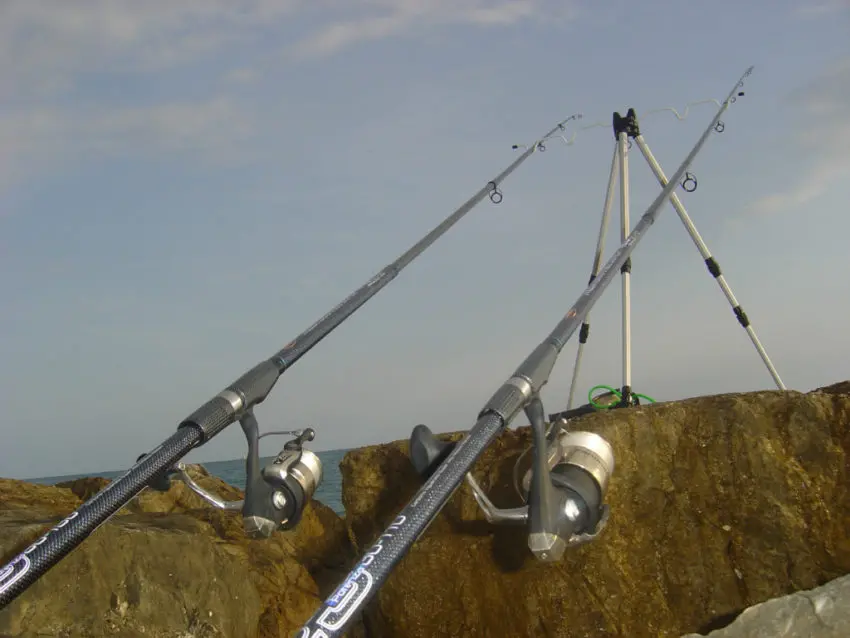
<box><xmin>410</xmin><ymin>418</ymin><xmax>614</xmax><ymax>562</ymax></box>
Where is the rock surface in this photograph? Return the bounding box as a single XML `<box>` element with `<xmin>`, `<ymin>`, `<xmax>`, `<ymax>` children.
<box><xmin>2</xmin><ymin>383</ymin><xmax>849</xmax><ymax>637</ymax></box>
<box><xmin>813</xmin><ymin>380</ymin><xmax>850</xmax><ymax>396</ymax></box>
<box><xmin>340</xmin><ymin>386</ymin><xmax>850</xmax><ymax>637</ymax></box>
<box><xmin>681</xmin><ymin>572</ymin><xmax>850</xmax><ymax>637</ymax></box>
<box><xmin>0</xmin><ymin>465</ymin><xmax>360</xmax><ymax>638</ymax></box>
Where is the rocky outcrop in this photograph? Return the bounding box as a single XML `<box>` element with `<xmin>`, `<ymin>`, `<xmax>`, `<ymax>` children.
<box><xmin>0</xmin><ymin>465</ymin><xmax>361</xmax><ymax>638</ymax></box>
<box><xmin>813</xmin><ymin>380</ymin><xmax>850</xmax><ymax>396</ymax></box>
<box><xmin>3</xmin><ymin>383</ymin><xmax>849</xmax><ymax>637</ymax></box>
<box><xmin>340</xmin><ymin>386</ymin><xmax>850</xmax><ymax>637</ymax></box>
<box><xmin>682</xmin><ymin>572</ymin><xmax>850</xmax><ymax>637</ymax></box>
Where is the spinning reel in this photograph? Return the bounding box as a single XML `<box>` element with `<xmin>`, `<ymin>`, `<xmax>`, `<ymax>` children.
<box><xmin>142</xmin><ymin>414</ymin><xmax>322</xmax><ymax>539</ymax></box>
<box><xmin>409</xmin><ymin>397</ymin><xmax>614</xmax><ymax>562</ymax></box>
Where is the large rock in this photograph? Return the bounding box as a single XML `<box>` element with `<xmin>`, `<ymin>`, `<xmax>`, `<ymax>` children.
<box><xmin>340</xmin><ymin>386</ymin><xmax>850</xmax><ymax>637</ymax></box>
<box><xmin>682</xmin><ymin>572</ymin><xmax>850</xmax><ymax>637</ymax></box>
<box><xmin>813</xmin><ymin>380</ymin><xmax>850</xmax><ymax>396</ymax></box>
<box><xmin>0</xmin><ymin>466</ymin><xmax>361</xmax><ymax>637</ymax></box>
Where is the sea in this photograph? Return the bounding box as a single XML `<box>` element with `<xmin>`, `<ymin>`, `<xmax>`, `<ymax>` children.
<box><xmin>28</xmin><ymin>449</ymin><xmax>349</xmax><ymax>517</ymax></box>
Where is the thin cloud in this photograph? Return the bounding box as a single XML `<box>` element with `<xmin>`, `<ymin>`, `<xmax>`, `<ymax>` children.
<box><xmin>794</xmin><ymin>0</ymin><xmax>850</xmax><ymax>18</ymax></box>
<box><xmin>1</xmin><ymin>0</ymin><xmax>565</xmax><ymax>97</ymax></box>
<box><xmin>0</xmin><ymin>0</ymin><xmax>571</xmax><ymax>194</ymax></box>
<box><xmin>0</xmin><ymin>1</ymin><xmax>301</xmax><ymax>100</ymax></box>
<box><xmin>290</xmin><ymin>0</ymin><xmax>547</xmax><ymax>59</ymax></box>
<box><xmin>744</xmin><ymin>57</ymin><xmax>850</xmax><ymax>216</ymax></box>
<box><xmin>744</xmin><ymin>162</ymin><xmax>850</xmax><ymax>217</ymax></box>
<box><xmin>0</xmin><ymin>98</ymin><xmax>256</xmax><ymax>196</ymax></box>
<box><xmin>222</xmin><ymin>68</ymin><xmax>263</xmax><ymax>86</ymax></box>
<box><xmin>293</xmin><ymin>14</ymin><xmax>410</xmax><ymax>59</ymax></box>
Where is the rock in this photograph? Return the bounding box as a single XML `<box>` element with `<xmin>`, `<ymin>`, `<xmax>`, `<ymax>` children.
<box><xmin>0</xmin><ymin>466</ymin><xmax>361</xmax><ymax>637</ymax></box>
<box><xmin>680</xmin><ymin>573</ymin><xmax>850</xmax><ymax>637</ymax></box>
<box><xmin>56</xmin><ymin>464</ymin><xmax>246</xmax><ymax>515</ymax></box>
<box><xmin>0</xmin><ymin>477</ymin><xmax>85</xmax><ymax>515</ymax></box>
<box><xmin>340</xmin><ymin>387</ymin><xmax>850</xmax><ymax>637</ymax></box>
<box><xmin>813</xmin><ymin>380</ymin><xmax>850</xmax><ymax>396</ymax></box>
<box><xmin>0</xmin><ymin>508</ymin><xmax>263</xmax><ymax>638</ymax></box>
<box><xmin>56</xmin><ymin>475</ymin><xmax>114</xmax><ymax>502</ymax></box>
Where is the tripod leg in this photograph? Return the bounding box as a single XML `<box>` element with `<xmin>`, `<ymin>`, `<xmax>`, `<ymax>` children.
<box><xmin>566</xmin><ymin>143</ymin><xmax>619</xmax><ymax>410</ymax></box>
<box><xmin>633</xmin><ymin>134</ymin><xmax>786</xmax><ymax>390</ymax></box>
<box><xmin>617</xmin><ymin>132</ymin><xmax>634</xmax><ymax>405</ymax></box>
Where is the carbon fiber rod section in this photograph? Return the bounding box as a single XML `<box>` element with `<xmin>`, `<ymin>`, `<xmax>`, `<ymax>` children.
<box><xmin>295</xmin><ymin>66</ymin><xmax>753</xmax><ymax>637</ymax></box>
<box><xmin>181</xmin><ymin>121</ymin><xmax>563</xmax><ymax>445</ymax></box>
<box><xmin>0</xmin><ymin>427</ymin><xmax>200</xmax><ymax>609</ymax></box>
<box><xmin>0</xmin><ymin>115</ymin><xmax>571</xmax><ymax>611</ymax></box>
<box><xmin>273</xmin><ymin>136</ymin><xmax>554</xmax><ymax>371</ymax></box>
<box><xmin>296</xmin><ymin>413</ymin><xmax>504</xmax><ymax>638</ymax></box>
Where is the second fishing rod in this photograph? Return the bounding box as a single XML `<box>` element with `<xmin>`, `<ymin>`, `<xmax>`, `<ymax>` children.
<box><xmin>298</xmin><ymin>65</ymin><xmax>756</xmax><ymax>638</ymax></box>
<box><xmin>0</xmin><ymin>114</ymin><xmax>581</xmax><ymax>610</ymax></box>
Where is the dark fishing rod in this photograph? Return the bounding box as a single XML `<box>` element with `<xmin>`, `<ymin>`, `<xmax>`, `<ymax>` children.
<box><xmin>0</xmin><ymin>114</ymin><xmax>581</xmax><ymax>610</ymax></box>
<box><xmin>297</xmin><ymin>66</ymin><xmax>755</xmax><ymax>638</ymax></box>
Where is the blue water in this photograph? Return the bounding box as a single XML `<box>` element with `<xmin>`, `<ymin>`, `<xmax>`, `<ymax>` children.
<box><xmin>29</xmin><ymin>449</ymin><xmax>349</xmax><ymax>517</ymax></box>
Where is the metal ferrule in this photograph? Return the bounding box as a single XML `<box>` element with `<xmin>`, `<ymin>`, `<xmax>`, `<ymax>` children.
<box><xmin>216</xmin><ymin>390</ymin><xmax>245</xmax><ymax>415</ymax></box>
<box><xmin>479</xmin><ymin>376</ymin><xmax>533</xmax><ymax>423</ymax></box>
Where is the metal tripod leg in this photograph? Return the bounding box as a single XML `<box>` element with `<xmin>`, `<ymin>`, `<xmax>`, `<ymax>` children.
<box><xmin>617</xmin><ymin>131</ymin><xmax>633</xmax><ymax>405</ymax></box>
<box><xmin>632</xmin><ymin>134</ymin><xmax>786</xmax><ymax>390</ymax></box>
<box><xmin>566</xmin><ymin>144</ymin><xmax>619</xmax><ymax>410</ymax></box>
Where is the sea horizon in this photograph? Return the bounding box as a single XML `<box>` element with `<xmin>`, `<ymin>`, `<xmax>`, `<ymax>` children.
<box><xmin>24</xmin><ymin>448</ymin><xmax>350</xmax><ymax>517</ymax></box>
<box><xmin>16</xmin><ymin>447</ymin><xmax>353</xmax><ymax>482</ymax></box>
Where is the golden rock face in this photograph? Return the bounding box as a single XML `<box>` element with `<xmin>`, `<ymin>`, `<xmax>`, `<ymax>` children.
<box><xmin>340</xmin><ymin>385</ymin><xmax>850</xmax><ymax>638</ymax></box>
<box><xmin>0</xmin><ymin>463</ymin><xmax>360</xmax><ymax>638</ymax></box>
<box><xmin>1</xmin><ymin>384</ymin><xmax>848</xmax><ymax>638</ymax></box>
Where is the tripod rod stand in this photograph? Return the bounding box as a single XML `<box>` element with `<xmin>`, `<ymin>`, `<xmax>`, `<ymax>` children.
<box><xmin>564</xmin><ymin>107</ymin><xmax>785</xmax><ymax>414</ymax></box>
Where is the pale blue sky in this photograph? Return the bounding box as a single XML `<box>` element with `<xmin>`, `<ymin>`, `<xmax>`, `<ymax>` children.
<box><xmin>1</xmin><ymin>1</ymin><xmax>848</xmax><ymax>479</ymax></box>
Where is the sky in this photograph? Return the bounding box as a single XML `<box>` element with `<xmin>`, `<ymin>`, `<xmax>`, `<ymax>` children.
<box><xmin>1</xmin><ymin>0</ymin><xmax>849</xmax><ymax>479</ymax></box>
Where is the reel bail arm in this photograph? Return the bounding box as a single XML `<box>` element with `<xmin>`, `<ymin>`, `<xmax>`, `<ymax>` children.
<box><xmin>171</xmin><ymin>464</ymin><xmax>244</xmax><ymax>511</ymax></box>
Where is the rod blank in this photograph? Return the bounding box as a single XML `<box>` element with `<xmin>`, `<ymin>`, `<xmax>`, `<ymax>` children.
<box><xmin>0</xmin><ymin>115</ymin><xmax>578</xmax><ymax>611</ymax></box>
<box><xmin>298</xmin><ymin>66</ymin><xmax>756</xmax><ymax>638</ymax></box>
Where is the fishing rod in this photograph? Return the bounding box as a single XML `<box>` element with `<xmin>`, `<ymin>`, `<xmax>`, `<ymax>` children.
<box><xmin>298</xmin><ymin>66</ymin><xmax>754</xmax><ymax>638</ymax></box>
<box><xmin>0</xmin><ymin>114</ymin><xmax>582</xmax><ymax>610</ymax></box>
